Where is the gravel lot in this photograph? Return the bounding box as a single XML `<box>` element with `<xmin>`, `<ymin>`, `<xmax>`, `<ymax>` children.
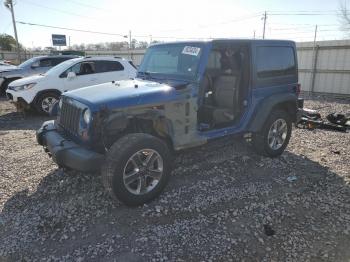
<box><xmin>0</xmin><ymin>97</ymin><xmax>349</xmax><ymax>261</ymax></box>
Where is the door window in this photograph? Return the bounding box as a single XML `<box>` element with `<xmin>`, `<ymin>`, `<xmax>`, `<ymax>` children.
<box><xmin>39</xmin><ymin>58</ymin><xmax>53</xmax><ymax>67</ymax></box>
<box><xmin>94</xmin><ymin>61</ymin><xmax>124</xmax><ymax>73</ymax></box>
<box><xmin>61</xmin><ymin>62</ymin><xmax>95</xmax><ymax>77</ymax></box>
<box><xmin>51</xmin><ymin>57</ymin><xmax>71</xmax><ymax>66</ymax></box>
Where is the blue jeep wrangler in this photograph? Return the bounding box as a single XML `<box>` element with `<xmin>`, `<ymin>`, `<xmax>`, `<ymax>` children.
<box><xmin>37</xmin><ymin>39</ymin><xmax>302</xmax><ymax>206</ymax></box>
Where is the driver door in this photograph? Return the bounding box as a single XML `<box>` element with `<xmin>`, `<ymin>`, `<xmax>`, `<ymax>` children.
<box><xmin>62</xmin><ymin>61</ymin><xmax>99</xmax><ymax>91</ymax></box>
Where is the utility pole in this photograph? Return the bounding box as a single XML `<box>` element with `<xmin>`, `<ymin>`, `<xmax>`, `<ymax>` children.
<box><xmin>4</xmin><ymin>0</ymin><xmax>21</xmax><ymax>63</ymax></box>
<box><xmin>262</xmin><ymin>11</ymin><xmax>267</xmax><ymax>39</ymax></box>
<box><xmin>128</xmin><ymin>30</ymin><xmax>132</xmax><ymax>59</ymax></box>
<box><xmin>129</xmin><ymin>30</ymin><xmax>132</xmax><ymax>49</ymax></box>
<box><xmin>313</xmin><ymin>25</ymin><xmax>318</xmax><ymax>47</ymax></box>
<box><xmin>253</xmin><ymin>30</ymin><xmax>256</xmax><ymax>39</ymax></box>
<box><xmin>310</xmin><ymin>24</ymin><xmax>318</xmax><ymax>94</ymax></box>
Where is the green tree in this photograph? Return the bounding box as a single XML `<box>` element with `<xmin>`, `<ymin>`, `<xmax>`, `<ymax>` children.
<box><xmin>0</xmin><ymin>34</ymin><xmax>18</xmax><ymax>51</ymax></box>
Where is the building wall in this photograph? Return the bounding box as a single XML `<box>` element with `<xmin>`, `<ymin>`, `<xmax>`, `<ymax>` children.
<box><xmin>296</xmin><ymin>40</ymin><xmax>350</xmax><ymax>96</ymax></box>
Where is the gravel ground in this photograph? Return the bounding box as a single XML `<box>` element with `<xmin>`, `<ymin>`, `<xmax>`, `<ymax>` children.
<box><xmin>0</xmin><ymin>97</ymin><xmax>349</xmax><ymax>262</ymax></box>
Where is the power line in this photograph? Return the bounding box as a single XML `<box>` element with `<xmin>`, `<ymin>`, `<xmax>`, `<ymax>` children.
<box><xmin>17</xmin><ymin>19</ymin><xmax>346</xmax><ymax>42</ymax></box>
<box><xmin>268</xmin><ymin>10</ymin><xmax>339</xmax><ymax>13</ymax></box>
<box><xmin>158</xmin><ymin>13</ymin><xmax>261</xmax><ymax>33</ymax></box>
<box><xmin>61</xmin><ymin>0</ymin><xmax>109</xmax><ymax>11</ymax></box>
<box><xmin>20</xmin><ymin>0</ymin><xmax>104</xmax><ymax>20</ymax></box>
<box><xmin>268</xmin><ymin>23</ymin><xmax>340</xmax><ymax>27</ymax></box>
<box><xmin>17</xmin><ymin>21</ymin><xmax>128</xmax><ymax>38</ymax></box>
<box><xmin>16</xmin><ymin>21</ymin><xmax>242</xmax><ymax>41</ymax></box>
<box><xmin>199</xmin><ymin>13</ymin><xmax>261</xmax><ymax>27</ymax></box>
<box><xmin>268</xmin><ymin>13</ymin><xmax>338</xmax><ymax>16</ymax></box>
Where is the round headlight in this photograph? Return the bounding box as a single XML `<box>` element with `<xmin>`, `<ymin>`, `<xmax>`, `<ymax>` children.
<box><xmin>83</xmin><ymin>108</ymin><xmax>91</xmax><ymax>124</ymax></box>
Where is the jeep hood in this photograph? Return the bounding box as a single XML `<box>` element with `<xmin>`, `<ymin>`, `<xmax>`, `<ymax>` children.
<box><xmin>65</xmin><ymin>78</ymin><xmax>186</xmax><ymax>110</ymax></box>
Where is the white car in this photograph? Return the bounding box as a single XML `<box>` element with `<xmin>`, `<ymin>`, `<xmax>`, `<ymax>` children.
<box><xmin>6</xmin><ymin>56</ymin><xmax>137</xmax><ymax>114</ymax></box>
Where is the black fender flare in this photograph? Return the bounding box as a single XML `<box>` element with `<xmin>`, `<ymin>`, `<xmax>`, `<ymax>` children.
<box><xmin>248</xmin><ymin>93</ymin><xmax>298</xmax><ymax>133</ymax></box>
<box><xmin>102</xmin><ymin>109</ymin><xmax>175</xmax><ymax>148</ymax></box>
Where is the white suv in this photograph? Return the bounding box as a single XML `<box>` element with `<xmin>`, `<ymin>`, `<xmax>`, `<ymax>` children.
<box><xmin>6</xmin><ymin>56</ymin><xmax>137</xmax><ymax>114</ymax></box>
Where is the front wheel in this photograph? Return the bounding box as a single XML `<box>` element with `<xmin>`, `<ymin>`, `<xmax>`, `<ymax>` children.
<box><xmin>252</xmin><ymin>110</ymin><xmax>292</xmax><ymax>157</ymax></box>
<box><xmin>102</xmin><ymin>133</ymin><xmax>172</xmax><ymax>206</ymax></box>
<box><xmin>35</xmin><ymin>92</ymin><xmax>60</xmax><ymax>115</ymax></box>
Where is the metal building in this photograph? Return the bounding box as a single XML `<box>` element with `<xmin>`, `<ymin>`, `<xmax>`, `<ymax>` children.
<box><xmin>297</xmin><ymin>40</ymin><xmax>350</xmax><ymax>97</ymax></box>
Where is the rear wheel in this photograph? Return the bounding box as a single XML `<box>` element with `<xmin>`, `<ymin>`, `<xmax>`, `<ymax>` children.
<box><xmin>102</xmin><ymin>133</ymin><xmax>172</xmax><ymax>206</ymax></box>
<box><xmin>35</xmin><ymin>92</ymin><xmax>60</xmax><ymax>115</ymax></box>
<box><xmin>252</xmin><ymin>110</ymin><xmax>292</xmax><ymax>157</ymax></box>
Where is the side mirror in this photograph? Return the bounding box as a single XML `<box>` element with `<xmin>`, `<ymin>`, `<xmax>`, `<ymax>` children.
<box><xmin>67</xmin><ymin>71</ymin><xmax>76</xmax><ymax>79</ymax></box>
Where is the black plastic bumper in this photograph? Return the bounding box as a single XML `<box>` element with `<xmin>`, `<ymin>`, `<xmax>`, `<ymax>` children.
<box><xmin>36</xmin><ymin>120</ymin><xmax>104</xmax><ymax>172</ymax></box>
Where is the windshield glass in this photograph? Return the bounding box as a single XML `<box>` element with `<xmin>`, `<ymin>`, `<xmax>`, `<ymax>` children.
<box><xmin>44</xmin><ymin>58</ymin><xmax>79</xmax><ymax>76</ymax></box>
<box><xmin>18</xmin><ymin>57</ymin><xmax>38</xmax><ymax>68</ymax></box>
<box><xmin>138</xmin><ymin>43</ymin><xmax>203</xmax><ymax>80</ymax></box>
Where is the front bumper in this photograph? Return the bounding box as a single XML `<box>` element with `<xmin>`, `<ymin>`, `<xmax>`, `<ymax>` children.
<box><xmin>6</xmin><ymin>88</ymin><xmax>35</xmax><ymax>104</ymax></box>
<box><xmin>6</xmin><ymin>91</ymin><xmax>31</xmax><ymax>111</ymax></box>
<box><xmin>36</xmin><ymin>120</ymin><xmax>104</xmax><ymax>172</ymax></box>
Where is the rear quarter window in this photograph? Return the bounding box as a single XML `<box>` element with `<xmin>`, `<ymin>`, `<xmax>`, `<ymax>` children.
<box><xmin>255</xmin><ymin>46</ymin><xmax>297</xmax><ymax>87</ymax></box>
<box><xmin>256</xmin><ymin>46</ymin><xmax>296</xmax><ymax>78</ymax></box>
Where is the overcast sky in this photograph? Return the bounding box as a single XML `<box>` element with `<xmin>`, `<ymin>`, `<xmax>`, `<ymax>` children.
<box><xmin>0</xmin><ymin>0</ymin><xmax>347</xmax><ymax>48</ymax></box>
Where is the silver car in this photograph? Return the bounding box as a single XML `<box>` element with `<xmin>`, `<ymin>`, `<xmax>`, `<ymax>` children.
<box><xmin>0</xmin><ymin>55</ymin><xmax>78</xmax><ymax>94</ymax></box>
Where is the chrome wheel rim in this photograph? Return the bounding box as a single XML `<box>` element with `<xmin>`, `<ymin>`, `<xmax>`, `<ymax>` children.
<box><xmin>41</xmin><ymin>96</ymin><xmax>58</xmax><ymax>113</ymax></box>
<box><xmin>267</xmin><ymin>119</ymin><xmax>288</xmax><ymax>150</ymax></box>
<box><xmin>123</xmin><ymin>149</ymin><xmax>164</xmax><ymax>195</ymax></box>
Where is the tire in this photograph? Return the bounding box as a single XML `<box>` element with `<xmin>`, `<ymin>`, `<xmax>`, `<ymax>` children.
<box><xmin>1</xmin><ymin>78</ymin><xmax>17</xmax><ymax>96</ymax></box>
<box><xmin>35</xmin><ymin>91</ymin><xmax>60</xmax><ymax>115</ymax></box>
<box><xmin>102</xmin><ymin>133</ymin><xmax>172</xmax><ymax>206</ymax></box>
<box><xmin>252</xmin><ymin>110</ymin><xmax>292</xmax><ymax>157</ymax></box>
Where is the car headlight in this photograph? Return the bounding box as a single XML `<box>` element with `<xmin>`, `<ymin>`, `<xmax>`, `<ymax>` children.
<box><xmin>11</xmin><ymin>82</ymin><xmax>36</xmax><ymax>91</ymax></box>
<box><xmin>83</xmin><ymin>108</ymin><xmax>91</xmax><ymax>125</ymax></box>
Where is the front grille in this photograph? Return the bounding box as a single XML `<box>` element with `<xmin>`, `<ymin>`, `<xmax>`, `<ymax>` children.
<box><xmin>59</xmin><ymin>99</ymin><xmax>82</xmax><ymax>135</ymax></box>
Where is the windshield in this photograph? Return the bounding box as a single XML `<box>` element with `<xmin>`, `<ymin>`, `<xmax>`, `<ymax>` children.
<box><xmin>18</xmin><ymin>57</ymin><xmax>38</xmax><ymax>68</ymax></box>
<box><xmin>138</xmin><ymin>43</ymin><xmax>203</xmax><ymax>80</ymax></box>
<box><xmin>44</xmin><ymin>58</ymin><xmax>79</xmax><ymax>76</ymax></box>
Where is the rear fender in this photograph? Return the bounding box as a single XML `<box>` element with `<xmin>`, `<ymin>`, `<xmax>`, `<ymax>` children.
<box><xmin>248</xmin><ymin>93</ymin><xmax>298</xmax><ymax>133</ymax></box>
